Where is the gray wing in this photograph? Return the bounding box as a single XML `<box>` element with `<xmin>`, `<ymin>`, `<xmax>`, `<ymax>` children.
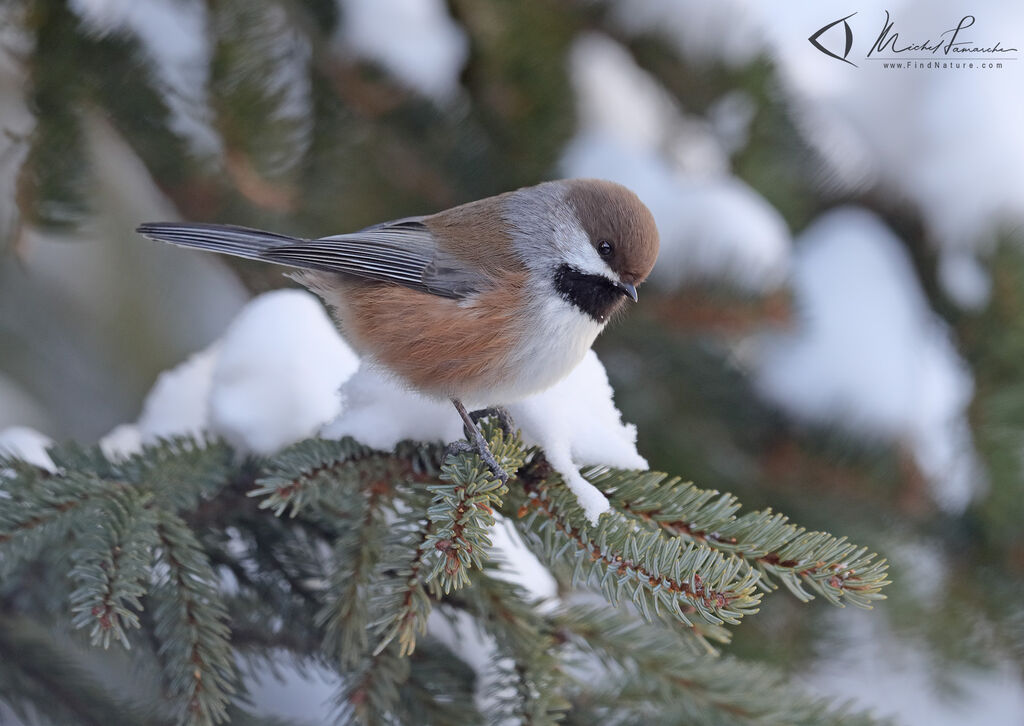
<box><xmin>136</xmin><ymin>218</ymin><xmax>483</xmax><ymax>299</ymax></box>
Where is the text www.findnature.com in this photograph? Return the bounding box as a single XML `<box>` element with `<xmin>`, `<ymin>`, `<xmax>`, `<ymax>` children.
<box><xmin>880</xmin><ymin>61</ymin><xmax>1005</xmax><ymax>69</ymax></box>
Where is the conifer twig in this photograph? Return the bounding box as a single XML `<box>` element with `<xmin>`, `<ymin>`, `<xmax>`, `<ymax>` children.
<box><xmin>446</xmin><ymin>571</ymin><xmax>570</xmax><ymax>724</ymax></box>
<box><xmin>317</xmin><ymin>476</ymin><xmax>394</xmax><ymax>666</ymax></box>
<box><xmin>511</xmin><ymin>457</ymin><xmax>762</xmax><ymax>629</ymax></box>
<box><xmin>70</xmin><ymin>488</ymin><xmax>159</xmax><ymax>649</ymax></box>
<box><xmin>423</xmin><ymin>421</ymin><xmax>526</xmax><ymax>593</ymax></box>
<box><xmin>370</xmin><ymin>513</ymin><xmax>437</xmax><ymax>657</ymax></box>
<box><xmin>152</xmin><ymin>511</ymin><xmax>237</xmax><ymax>726</ymax></box>
<box><xmin>555</xmin><ymin>604</ymin><xmax>890</xmax><ymax>726</ymax></box>
<box><xmin>586</xmin><ymin>467</ymin><xmax>890</xmax><ymax>607</ymax></box>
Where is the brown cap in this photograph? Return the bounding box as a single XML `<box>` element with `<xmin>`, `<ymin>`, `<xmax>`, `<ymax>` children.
<box><xmin>564</xmin><ymin>178</ymin><xmax>660</xmax><ymax>285</ymax></box>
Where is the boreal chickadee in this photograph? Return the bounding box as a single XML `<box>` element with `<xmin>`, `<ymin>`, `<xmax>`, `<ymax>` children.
<box><xmin>137</xmin><ymin>178</ymin><xmax>659</xmax><ymax>479</ymax></box>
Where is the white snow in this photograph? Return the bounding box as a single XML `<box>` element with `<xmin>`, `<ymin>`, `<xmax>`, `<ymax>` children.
<box><xmin>652</xmin><ymin>174</ymin><xmax>790</xmax><ymax>293</ymax></box>
<box><xmin>562</xmin><ymin>34</ymin><xmax>792</xmax><ymax>294</ymax></box>
<box><xmin>320</xmin><ymin>365</ymin><xmax>463</xmax><ymax>449</ymax></box>
<box><xmin>130</xmin><ymin>290</ymin><xmax>358</xmax><ymax>456</ymax></box>
<box><xmin>753</xmin><ymin>208</ymin><xmax>978</xmax><ymax>512</ymax></box>
<box><xmin>99</xmin><ymin>423</ymin><xmax>143</xmax><ymax>461</ymax></box>
<box><xmin>507</xmin><ymin>350</ymin><xmax>647</xmax><ymax>523</ymax></box>
<box><xmin>69</xmin><ymin>0</ymin><xmax>221</xmax><ymax>157</ymax></box>
<box><xmin>888</xmin><ymin>540</ymin><xmax>948</xmax><ymax>604</ymax></box>
<box><xmin>209</xmin><ymin>290</ymin><xmax>358</xmax><ymax>455</ymax></box>
<box><xmin>136</xmin><ymin>345</ymin><xmax>219</xmax><ymax>444</ymax></box>
<box><xmin>489</xmin><ymin>514</ymin><xmax>559</xmax><ymax>603</ymax></box>
<box><xmin>800</xmin><ymin>609</ymin><xmax>1024</xmax><ymax>726</ymax></box>
<box><xmin>608</xmin><ymin>0</ymin><xmax>768</xmax><ymax>68</ymax></box>
<box><xmin>427</xmin><ymin>608</ymin><xmax>506</xmax><ymax>717</ymax></box>
<box><xmin>321</xmin><ymin>349</ymin><xmax>648</xmax><ymax>524</ymax></box>
<box><xmin>243</xmin><ymin>652</ymin><xmax>337</xmax><ymax>721</ymax></box>
<box><xmin>336</xmin><ymin>0</ymin><xmax>469</xmax><ymax>102</ymax></box>
<box><xmin>706</xmin><ymin>91</ymin><xmax>757</xmax><ymax>156</ymax></box>
<box><xmin>938</xmin><ymin>251</ymin><xmax>992</xmax><ymax>311</ymax></box>
<box><xmin>569</xmin><ymin>33</ymin><xmax>711</xmax><ymax>167</ymax></box>
<box><xmin>0</xmin><ymin>426</ymin><xmax>55</xmax><ymax>471</ymax></box>
<box><xmin>757</xmin><ymin>1</ymin><xmax>1024</xmax><ymax>258</ymax></box>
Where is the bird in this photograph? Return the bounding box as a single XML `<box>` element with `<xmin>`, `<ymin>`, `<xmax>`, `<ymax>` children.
<box><xmin>137</xmin><ymin>178</ymin><xmax>659</xmax><ymax>482</ymax></box>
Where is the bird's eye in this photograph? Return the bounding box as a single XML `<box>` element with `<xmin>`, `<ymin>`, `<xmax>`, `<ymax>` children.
<box><xmin>598</xmin><ymin>240</ymin><xmax>613</xmax><ymax>257</ymax></box>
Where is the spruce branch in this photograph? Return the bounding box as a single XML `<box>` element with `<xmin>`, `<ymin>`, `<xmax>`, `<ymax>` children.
<box><xmin>424</xmin><ymin>423</ymin><xmax>527</xmax><ymax>593</ymax></box>
<box><xmin>249</xmin><ymin>438</ymin><xmax>443</xmax><ymax>665</ymax></box>
<box><xmin>1</xmin><ymin>438</ymin><xmax>235</xmax><ymax>575</ymax></box>
<box><xmin>0</xmin><ymin>464</ymin><xmax>119</xmax><ymax>577</ymax></box>
<box><xmin>587</xmin><ymin>467</ymin><xmax>890</xmax><ymax>608</ymax></box>
<box><xmin>510</xmin><ymin>458</ymin><xmax>763</xmax><ymax>631</ymax></box>
<box><xmin>152</xmin><ymin>510</ymin><xmax>238</xmax><ymax>726</ymax></box>
<box><xmin>555</xmin><ymin>605</ymin><xmax>888</xmax><ymax>726</ymax></box>
<box><xmin>248</xmin><ymin>437</ymin><xmax>374</xmax><ymax>516</ymax></box>
<box><xmin>447</xmin><ymin>570</ymin><xmax>570</xmax><ymax>725</ymax></box>
<box><xmin>317</xmin><ymin>473</ymin><xmax>394</xmax><ymax>667</ymax></box>
<box><xmin>0</xmin><ymin>614</ymin><xmax>168</xmax><ymax>726</ymax></box>
<box><xmin>336</xmin><ymin>644</ymin><xmax>411</xmax><ymax>725</ymax></box>
<box><xmin>0</xmin><ymin>454</ymin><xmax>55</xmax><ymax>504</ymax></box>
<box><xmin>401</xmin><ymin>641</ymin><xmax>483</xmax><ymax>726</ymax></box>
<box><xmin>338</xmin><ymin>635</ymin><xmax>482</xmax><ymax>726</ymax></box>
<box><xmin>226</xmin><ymin>592</ymin><xmax>321</xmax><ymax>661</ymax></box>
<box><xmin>69</xmin><ymin>486</ymin><xmax>159</xmax><ymax>649</ymax></box>
<box><xmin>45</xmin><ymin>441</ymin><xmax>120</xmax><ymax>477</ymax></box>
<box><xmin>369</xmin><ymin>506</ymin><xmax>438</xmax><ymax>657</ymax></box>
<box><xmin>0</xmin><ymin>429</ymin><xmax>894</xmax><ymax>725</ymax></box>
<box><xmin>130</xmin><ymin>437</ymin><xmax>236</xmax><ymax>512</ymax></box>
<box><xmin>248</xmin><ymin>437</ymin><xmax>432</xmax><ymax>517</ymax></box>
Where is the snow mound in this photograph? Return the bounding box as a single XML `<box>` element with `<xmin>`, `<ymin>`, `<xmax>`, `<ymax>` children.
<box><xmin>337</xmin><ymin>0</ymin><xmax>468</xmax><ymax>102</ymax></box>
<box><xmin>209</xmin><ymin>290</ymin><xmax>358</xmax><ymax>455</ymax></box>
<box><xmin>137</xmin><ymin>345</ymin><xmax>218</xmax><ymax>444</ymax></box>
<box><xmin>507</xmin><ymin>351</ymin><xmax>647</xmax><ymax>522</ymax></box>
<box><xmin>0</xmin><ymin>426</ymin><xmax>55</xmax><ymax>471</ymax></box>
<box><xmin>754</xmin><ymin>208</ymin><xmax>977</xmax><ymax>512</ymax></box>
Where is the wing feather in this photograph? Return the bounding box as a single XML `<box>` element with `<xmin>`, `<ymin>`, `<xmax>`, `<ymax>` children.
<box><xmin>137</xmin><ymin>218</ymin><xmax>485</xmax><ymax>299</ymax></box>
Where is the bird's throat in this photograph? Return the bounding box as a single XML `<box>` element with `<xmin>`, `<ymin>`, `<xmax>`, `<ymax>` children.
<box><xmin>552</xmin><ymin>264</ymin><xmax>627</xmax><ymax>323</ymax></box>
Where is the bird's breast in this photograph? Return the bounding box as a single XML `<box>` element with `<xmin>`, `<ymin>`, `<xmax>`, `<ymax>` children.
<box><xmin>489</xmin><ymin>291</ymin><xmax>605</xmax><ymax>405</ymax></box>
<box><xmin>310</xmin><ymin>272</ymin><xmax>604</xmax><ymax>406</ymax></box>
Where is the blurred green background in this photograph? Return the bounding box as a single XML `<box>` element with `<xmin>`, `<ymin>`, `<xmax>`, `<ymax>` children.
<box><xmin>1</xmin><ymin>0</ymin><xmax>1022</xmax><ymax>722</ymax></box>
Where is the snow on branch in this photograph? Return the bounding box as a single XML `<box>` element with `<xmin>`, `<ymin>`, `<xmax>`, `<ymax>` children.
<box><xmin>0</xmin><ymin>415</ymin><xmax>890</xmax><ymax>724</ymax></box>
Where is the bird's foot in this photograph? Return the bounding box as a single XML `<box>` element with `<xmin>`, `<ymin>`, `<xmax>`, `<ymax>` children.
<box><xmin>468</xmin><ymin>406</ymin><xmax>515</xmax><ymax>437</ymax></box>
<box><xmin>443</xmin><ymin>439</ymin><xmax>475</xmax><ymax>462</ymax></box>
<box><xmin>450</xmin><ymin>399</ymin><xmax>511</xmax><ymax>484</ymax></box>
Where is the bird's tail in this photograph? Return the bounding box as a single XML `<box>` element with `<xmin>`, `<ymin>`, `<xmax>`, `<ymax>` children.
<box><xmin>135</xmin><ymin>222</ymin><xmax>305</xmax><ymax>263</ymax></box>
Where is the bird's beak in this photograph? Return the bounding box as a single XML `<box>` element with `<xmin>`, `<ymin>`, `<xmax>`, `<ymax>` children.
<box><xmin>614</xmin><ymin>280</ymin><xmax>639</xmax><ymax>302</ymax></box>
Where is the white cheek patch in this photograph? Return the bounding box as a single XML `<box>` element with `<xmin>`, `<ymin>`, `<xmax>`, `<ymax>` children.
<box><xmin>561</xmin><ymin>230</ymin><xmax>617</xmax><ymax>280</ymax></box>
<box><xmin>502</xmin><ymin>181</ymin><xmax>618</xmax><ymax>282</ymax></box>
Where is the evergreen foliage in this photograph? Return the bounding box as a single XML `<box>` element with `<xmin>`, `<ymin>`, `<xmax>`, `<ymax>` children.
<box><xmin>0</xmin><ymin>421</ymin><xmax>890</xmax><ymax>725</ymax></box>
<box><xmin>8</xmin><ymin>0</ymin><xmax>1018</xmax><ymax>721</ymax></box>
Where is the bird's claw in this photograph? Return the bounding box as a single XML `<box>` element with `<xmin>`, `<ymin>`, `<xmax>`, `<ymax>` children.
<box><xmin>443</xmin><ymin>440</ymin><xmax>474</xmax><ymax>460</ymax></box>
<box><xmin>450</xmin><ymin>400</ymin><xmax>512</xmax><ymax>484</ymax></box>
<box><xmin>468</xmin><ymin>406</ymin><xmax>515</xmax><ymax>437</ymax></box>
<box><xmin>443</xmin><ymin>437</ymin><xmax>510</xmax><ymax>484</ymax></box>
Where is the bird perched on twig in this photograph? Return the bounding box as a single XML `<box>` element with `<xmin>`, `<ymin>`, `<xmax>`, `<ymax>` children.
<box><xmin>137</xmin><ymin>178</ymin><xmax>659</xmax><ymax>483</ymax></box>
